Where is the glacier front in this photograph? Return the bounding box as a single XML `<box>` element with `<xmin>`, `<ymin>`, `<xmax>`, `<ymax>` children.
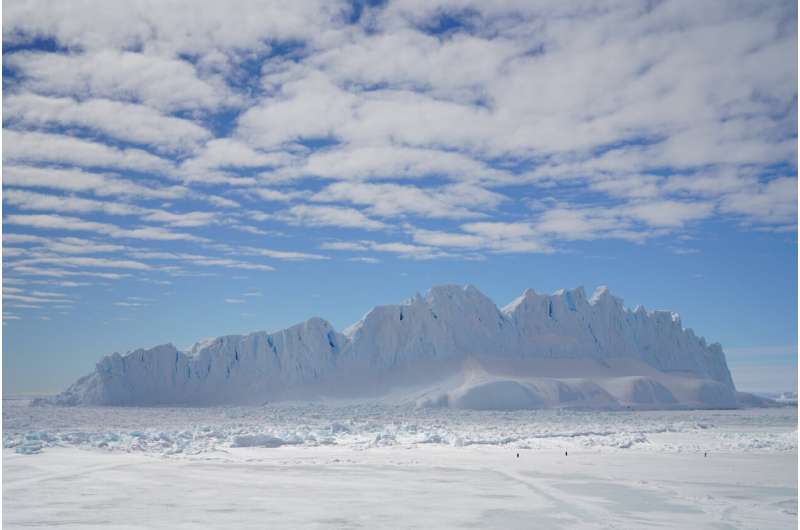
<box><xmin>50</xmin><ymin>285</ymin><xmax>738</xmax><ymax>409</ymax></box>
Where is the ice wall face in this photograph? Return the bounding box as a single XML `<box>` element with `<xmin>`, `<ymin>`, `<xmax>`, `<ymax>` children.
<box><xmin>53</xmin><ymin>285</ymin><xmax>736</xmax><ymax>406</ymax></box>
<box><xmin>57</xmin><ymin>318</ymin><xmax>347</xmax><ymax>406</ymax></box>
<box><xmin>344</xmin><ymin>285</ymin><xmax>511</xmax><ymax>368</ymax></box>
<box><xmin>503</xmin><ymin>286</ymin><xmax>734</xmax><ymax>388</ymax></box>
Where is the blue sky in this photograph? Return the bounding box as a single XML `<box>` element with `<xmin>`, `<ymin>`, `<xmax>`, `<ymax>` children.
<box><xmin>2</xmin><ymin>0</ymin><xmax>797</xmax><ymax>394</ymax></box>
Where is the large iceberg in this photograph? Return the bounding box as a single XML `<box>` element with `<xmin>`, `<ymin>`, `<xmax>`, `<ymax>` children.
<box><xmin>50</xmin><ymin>285</ymin><xmax>738</xmax><ymax>409</ymax></box>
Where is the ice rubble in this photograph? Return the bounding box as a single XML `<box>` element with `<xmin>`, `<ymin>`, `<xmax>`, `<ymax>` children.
<box><xmin>4</xmin><ymin>400</ymin><xmax>796</xmax><ymax>456</ymax></box>
<box><xmin>48</xmin><ymin>284</ymin><xmax>738</xmax><ymax>409</ymax></box>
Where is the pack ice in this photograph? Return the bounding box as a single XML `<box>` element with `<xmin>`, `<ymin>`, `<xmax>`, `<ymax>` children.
<box><xmin>50</xmin><ymin>285</ymin><xmax>738</xmax><ymax>409</ymax></box>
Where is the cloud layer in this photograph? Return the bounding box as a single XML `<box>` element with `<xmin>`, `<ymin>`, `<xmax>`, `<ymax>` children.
<box><xmin>2</xmin><ymin>0</ymin><xmax>797</xmax><ymax>321</ymax></box>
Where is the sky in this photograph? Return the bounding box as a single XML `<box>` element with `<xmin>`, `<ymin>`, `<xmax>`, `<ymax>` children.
<box><xmin>1</xmin><ymin>0</ymin><xmax>797</xmax><ymax>395</ymax></box>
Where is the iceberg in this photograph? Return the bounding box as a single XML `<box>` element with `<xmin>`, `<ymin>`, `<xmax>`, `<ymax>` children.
<box><xmin>48</xmin><ymin>284</ymin><xmax>738</xmax><ymax>409</ymax></box>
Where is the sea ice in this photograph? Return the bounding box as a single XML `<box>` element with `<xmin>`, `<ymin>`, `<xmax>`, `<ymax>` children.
<box><xmin>3</xmin><ymin>399</ymin><xmax>796</xmax><ymax>528</ymax></box>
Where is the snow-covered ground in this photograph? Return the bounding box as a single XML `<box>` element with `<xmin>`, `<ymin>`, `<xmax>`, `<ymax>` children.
<box><xmin>3</xmin><ymin>399</ymin><xmax>797</xmax><ymax>528</ymax></box>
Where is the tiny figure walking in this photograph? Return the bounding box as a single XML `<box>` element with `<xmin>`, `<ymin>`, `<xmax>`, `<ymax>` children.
<box><xmin>516</xmin><ymin>453</ymin><xmax>519</xmax><ymax>458</ymax></box>
<box><xmin>704</xmin><ymin>452</ymin><xmax>707</xmax><ymax>458</ymax></box>
<box><xmin>565</xmin><ymin>450</ymin><xmax>568</xmax><ymax>457</ymax></box>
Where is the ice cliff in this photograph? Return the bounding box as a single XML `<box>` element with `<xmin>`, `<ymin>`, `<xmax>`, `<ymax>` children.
<box><xmin>50</xmin><ymin>285</ymin><xmax>738</xmax><ymax>409</ymax></box>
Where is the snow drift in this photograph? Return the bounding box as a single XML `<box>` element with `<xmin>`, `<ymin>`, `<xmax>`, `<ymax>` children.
<box><xmin>49</xmin><ymin>285</ymin><xmax>738</xmax><ymax>409</ymax></box>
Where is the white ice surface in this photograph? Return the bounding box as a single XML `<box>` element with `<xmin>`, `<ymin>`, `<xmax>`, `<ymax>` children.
<box><xmin>3</xmin><ymin>400</ymin><xmax>797</xmax><ymax>528</ymax></box>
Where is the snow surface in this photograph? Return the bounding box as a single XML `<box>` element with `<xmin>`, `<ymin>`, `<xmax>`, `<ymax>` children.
<box><xmin>3</xmin><ymin>400</ymin><xmax>797</xmax><ymax>529</ymax></box>
<box><xmin>49</xmin><ymin>285</ymin><xmax>736</xmax><ymax>407</ymax></box>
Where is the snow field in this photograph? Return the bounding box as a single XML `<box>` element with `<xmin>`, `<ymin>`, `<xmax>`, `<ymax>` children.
<box><xmin>4</xmin><ymin>401</ymin><xmax>796</xmax><ymax>528</ymax></box>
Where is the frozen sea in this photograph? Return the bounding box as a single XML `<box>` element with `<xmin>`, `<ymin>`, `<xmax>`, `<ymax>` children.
<box><xmin>3</xmin><ymin>398</ymin><xmax>797</xmax><ymax>529</ymax></box>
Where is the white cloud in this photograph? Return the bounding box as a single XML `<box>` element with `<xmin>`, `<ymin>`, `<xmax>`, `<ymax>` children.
<box><xmin>670</xmin><ymin>247</ymin><xmax>700</xmax><ymax>256</ymax></box>
<box><xmin>719</xmin><ymin>177</ymin><xmax>797</xmax><ymax>226</ymax></box>
<box><xmin>247</xmin><ymin>188</ymin><xmax>307</xmax><ymax>203</ymax></box>
<box><xmin>625</xmin><ymin>200</ymin><xmax>715</xmax><ymax>228</ymax></box>
<box><xmin>52</xmin><ymin>281</ymin><xmax>91</xmax><ymax>287</ymax></box>
<box><xmin>4</xmin><ymin>234</ymin><xmax>125</xmax><ymax>254</ymax></box>
<box><xmin>5</xmin><ymin>292</ymin><xmax>73</xmax><ymax>304</ymax></box>
<box><xmin>279</xmin><ymin>204</ymin><xmax>387</xmax><ymax>230</ymax></box>
<box><xmin>12</xmin><ymin>256</ymin><xmax>151</xmax><ymax>271</ymax></box>
<box><xmin>4</xmin><ymin>93</ymin><xmax>211</xmax><ymax>153</ymax></box>
<box><xmin>314</xmin><ymin>29</ymin><xmax>518</xmax><ymax>101</ymax></box>
<box><xmin>4</xmin><ymin>214</ymin><xmax>204</xmax><ymax>241</ymax></box>
<box><xmin>534</xmin><ymin>208</ymin><xmax>627</xmax><ymax>241</ymax></box>
<box><xmin>2</xmin><ymin>247</ymin><xmax>29</xmax><ymax>257</ymax></box>
<box><xmin>523</xmin><ymin>201</ymin><xmax>714</xmax><ymax>244</ymax></box>
<box><xmin>412</xmin><ymin>222</ymin><xmax>550</xmax><ymax>254</ymax></box>
<box><xmin>141</xmin><ymin>210</ymin><xmax>218</xmax><ymax>228</ymax></box>
<box><xmin>9</xmin><ymin>265</ymin><xmax>130</xmax><ymax>279</ymax></box>
<box><xmin>242</xmin><ymin>247</ymin><xmax>329</xmax><ymax>261</ymax></box>
<box><xmin>347</xmin><ymin>256</ymin><xmax>380</xmax><ymax>264</ymax></box>
<box><xmin>204</xmin><ymin>195</ymin><xmax>241</xmax><ymax>209</ymax></box>
<box><xmin>114</xmin><ymin>301</ymin><xmax>147</xmax><ymax>307</ymax></box>
<box><xmin>237</xmin><ymin>69</ymin><xmax>358</xmax><ymax>148</ymax></box>
<box><xmin>4</xmin><ymin>1</ymin><xmax>344</xmax><ymax>58</ymax></box>
<box><xmin>461</xmin><ymin>222</ymin><xmax>550</xmax><ymax>253</ymax></box>
<box><xmin>320</xmin><ymin>241</ymin><xmax>370</xmax><ymax>251</ymax></box>
<box><xmin>312</xmin><ymin>181</ymin><xmax>504</xmax><ymax>219</ymax></box>
<box><xmin>179</xmin><ymin>139</ymin><xmax>294</xmax><ymax>184</ymax></box>
<box><xmin>127</xmin><ymin>250</ymin><xmax>275</xmax><ymax>272</ymax></box>
<box><xmin>0</xmin><ymin>0</ymin><xmax>794</xmax><ymax>281</ymax></box>
<box><xmin>4</xmin><ymin>188</ymin><xmax>143</xmax><ymax>216</ymax></box>
<box><xmin>3</xmin><ymin>165</ymin><xmax>188</xmax><ymax>199</ymax></box>
<box><xmin>228</xmin><ymin>224</ymin><xmax>268</xmax><ymax>235</ymax></box>
<box><xmin>6</xmin><ymin>50</ymin><xmax>233</xmax><ymax>112</ymax></box>
<box><xmin>410</xmin><ymin>229</ymin><xmax>485</xmax><ymax>249</ymax></box>
<box><xmin>224</xmin><ymin>298</ymin><xmax>246</xmax><ymax>304</ymax></box>
<box><xmin>3</xmin><ymin>130</ymin><xmax>174</xmax><ymax>175</ymax></box>
<box><xmin>320</xmin><ymin>238</ymin><xmax>454</xmax><ymax>260</ymax></box>
<box><xmin>234</xmin><ymin>0</ymin><xmax>794</xmax><ymax>234</ymax></box>
<box><xmin>277</xmin><ymin>144</ymin><xmax>513</xmax><ymax>184</ymax></box>
<box><xmin>368</xmin><ymin>241</ymin><xmax>451</xmax><ymax>260</ymax></box>
<box><xmin>3</xmin><ymin>188</ymin><xmax>221</xmax><ymax>231</ymax></box>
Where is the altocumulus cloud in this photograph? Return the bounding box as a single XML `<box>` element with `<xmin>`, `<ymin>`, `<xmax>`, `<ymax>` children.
<box><xmin>1</xmin><ymin>0</ymin><xmax>796</xmax><ymax>321</ymax></box>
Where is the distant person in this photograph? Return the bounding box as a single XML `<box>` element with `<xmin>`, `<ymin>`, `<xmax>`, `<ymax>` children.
<box><xmin>516</xmin><ymin>453</ymin><xmax>519</xmax><ymax>458</ymax></box>
<box><xmin>565</xmin><ymin>450</ymin><xmax>568</xmax><ymax>457</ymax></box>
<box><xmin>704</xmin><ymin>452</ymin><xmax>707</xmax><ymax>458</ymax></box>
